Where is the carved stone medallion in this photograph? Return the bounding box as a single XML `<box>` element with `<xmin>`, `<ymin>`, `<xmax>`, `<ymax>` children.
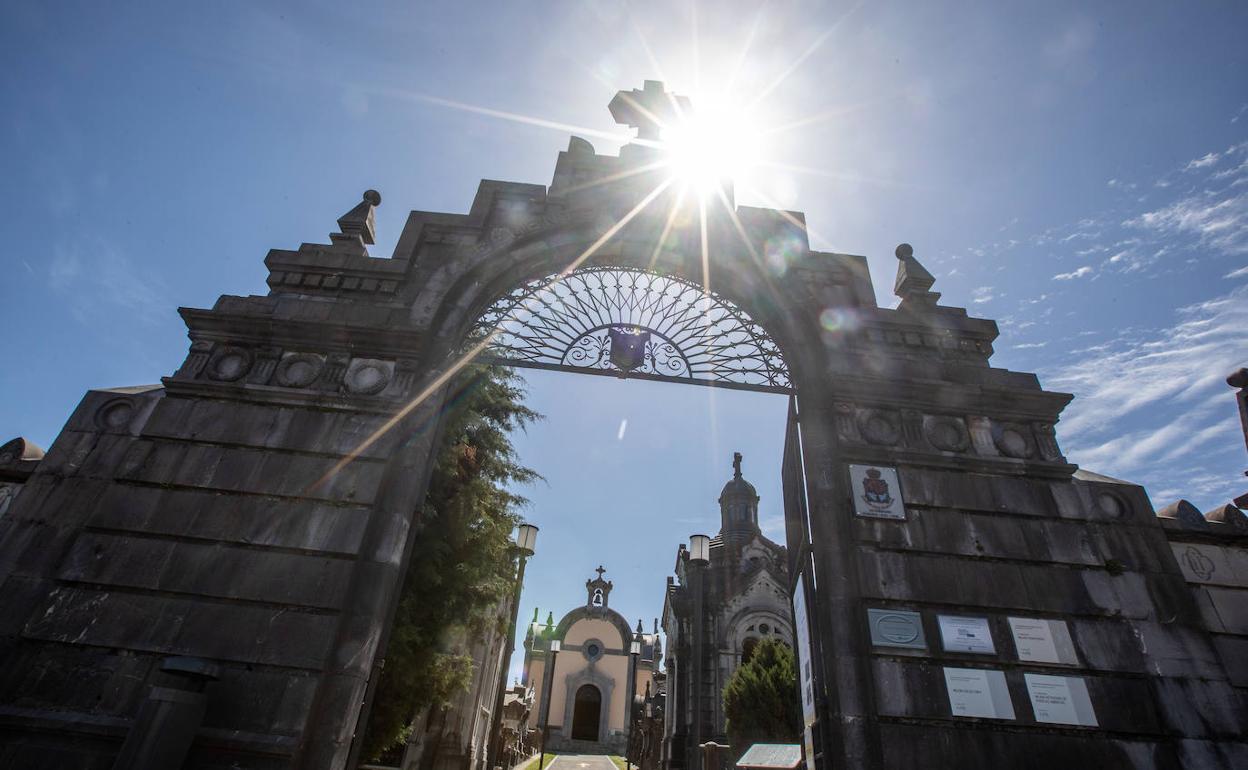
<box><xmin>275</xmin><ymin>353</ymin><xmax>324</xmax><ymax>389</ymax></box>
<box><xmin>95</xmin><ymin>399</ymin><xmax>134</xmax><ymax>431</ymax></box>
<box><xmin>344</xmin><ymin>358</ymin><xmax>393</xmax><ymax>395</ymax></box>
<box><xmin>857</xmin><ymin>409</ymin><xmax>901</xmax><ymax>446</ymax></box>
<box><xmin>924</xmin><ymin>415</ymin><xmax>970</xmax><ymax>452</ymax></box>
<box><xmin>1095</xmin><ymin>492</ymin><xmax>1128</xmax><ymax>519</ymax></box>
<box><xmin>991</xmin><ymin>422</ymin><xmax>1033</xmax><ymax>458</ymax></box>
<box><xmin>206</xmin><ymin>346</ymin><xmax>253</xmax><ymax>382</ymax></box>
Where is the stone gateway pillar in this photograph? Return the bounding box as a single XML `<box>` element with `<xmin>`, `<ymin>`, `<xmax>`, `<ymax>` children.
<box><xmin>0</xmin><ymin>83</ymin><xmax>1244</xmax><ymax>769</ymax></box>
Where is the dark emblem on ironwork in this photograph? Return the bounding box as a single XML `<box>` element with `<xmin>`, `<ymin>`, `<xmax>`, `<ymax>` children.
<box><xmin>471</xmin><ymin>266</ymin><xmax>790</xmax><ymax>391</ymax></box>
<box><xmin>608</xmin><ymin>327</ymin><xmax>650</xmax><ymax>372</ymax></box>
<box><xmin>861</xmin><ymin>468</ymin><xmax>893</xmax><ymax>507</ymax></box>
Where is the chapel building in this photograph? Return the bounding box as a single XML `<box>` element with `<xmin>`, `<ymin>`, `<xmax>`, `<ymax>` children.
<box><xmin>661</xmin><ymin>453</ymin><xmax>792</xmax><ymax>770</ymax></box>
<box><xmin>523</xmin><ymin>568</ymin><xmax>661</xmax><ymax>755</ymax></box>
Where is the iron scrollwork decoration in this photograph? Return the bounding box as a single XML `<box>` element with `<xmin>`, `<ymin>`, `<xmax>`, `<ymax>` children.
<box><xmin>472</xmin><ymin>267</ymin><xmax>791</xmax><ymax>390</ymax></box>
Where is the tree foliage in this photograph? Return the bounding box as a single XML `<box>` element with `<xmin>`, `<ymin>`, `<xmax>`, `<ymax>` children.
<box><xmin>361</xmin><ymin>365</ymin><xmax>541</xmax><ymax>761</ymax></box>
<box><xmin>722</xmin><ymin>638</ymin><xmax>802</xmax><ymax>757</ymax></box>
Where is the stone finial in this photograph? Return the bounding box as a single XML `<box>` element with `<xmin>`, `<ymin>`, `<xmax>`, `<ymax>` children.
<box><xmin>893</xmin><ymin>242</ymin><xmax>942</xmax><ymax>310</ymax></box>
<box><xmin>1156</xmin><ymin>499</ymin><xmax>1209</xmax><ymax>530</ymax></box>
<box><xmin>608</xmin><ymin>80</ymin><xmax>691</xmax><ymax>142</ymax></box>
<box><xmin>1204</xmin><ymin>503</ymin><xmax>1248</xmax><ymax>534</ymax></box>
<box><xmin>1229</xmin><ymin>368</ymin><xmax>1248</xmax><ymax>459</ymax></box>
<box><xmin>330</xmin><ymin>190</ymin><xmax>381</xmax><ymax>252</ymax></box>
<box><xmin>0</xmin><ymin>437</ymin><xmax>45</xmax><ymax>466</ymax></box>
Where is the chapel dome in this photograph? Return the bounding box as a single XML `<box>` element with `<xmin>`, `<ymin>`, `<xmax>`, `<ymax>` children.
<box><xmin>718</xmin><ymin>474</ymin><xmax>758</xmax><ymax>502</ymax></box>
<box><xmin>718</xmin><ymin>452</ymin><xmax>760</xmax><ymax>541</ymax></box>
<box><xmin>718</xmin><ymin>452</ymin><xmax>759</xmax><ymax>503</ymax></box>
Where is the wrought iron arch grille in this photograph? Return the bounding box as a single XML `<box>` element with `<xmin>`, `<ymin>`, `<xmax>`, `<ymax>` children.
<box><xmin>471</xmin><ymin>267</ymin><xmax>791</xmax><ymax>391</ymax></box>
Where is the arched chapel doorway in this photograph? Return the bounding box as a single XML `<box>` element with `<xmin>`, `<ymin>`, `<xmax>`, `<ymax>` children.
<box><xmin>571</xmin><ymin>684</ymin><xmax>602</xmax><ymax>742</ymax></box>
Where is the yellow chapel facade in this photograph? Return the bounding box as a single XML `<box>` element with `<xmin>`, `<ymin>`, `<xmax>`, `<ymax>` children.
<box><xmin>522</xmin><ymin>568</ymin><xmax>661</xmax><ymax>754</ymax></box>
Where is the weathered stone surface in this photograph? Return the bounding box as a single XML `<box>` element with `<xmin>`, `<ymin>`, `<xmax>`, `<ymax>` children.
<box><xmin>1203</xmin><ymin>587</ymin><xmax>1248</xmax><ymax>634</ymax></box>
<box><xmin>1212</xmin><ymin>635</ymin><xmax>1248</xmax><ymax>687</ymax></box>
<box><xmin>58</xmin><ymin>533</ymin><xmax>354</xmax><ymax>610</ymax></box>
<box><xmin>871</xmin><ymin>657</ymin><xmax>1163</xmax><ymax>733</ymax></box>
<box><xmin>141</xmin><ymin>398</ymin><xmax>405</xmax><ymax>461</ymax></box>
<box><xmin>1170</xmin><ymin>542</ymin><xmax>1248</xmax><ymax>587</ymax></box>
<box><xmin>1151</xmin><ymin>677</ymin><xmax>1247</xmax><ymax>738</ymax></box>
<box><xmin>112</xmin><ymin>439</ymin><xmax>386</xmax><ymax>503</ymax></box>
<box><xmin>23</xmin><ymin>587</ymin><xmax>335</xmax><ymax>669</ymax></box>
<box><xmin>84</xmin><ymin>485</ymin><xmax>370</xmax><ymax>556</ymax></box>
<box><xmin>1176</xmin><ymin>740</ymin><xmax>1248</xmax><ymax>770</ymax></box>
<box><xmin>878</xmin><ymin>721</ymin><xmax>1181</xmax><ymax>769</ymax></box>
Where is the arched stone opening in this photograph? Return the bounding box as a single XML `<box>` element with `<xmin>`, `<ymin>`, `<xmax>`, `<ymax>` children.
<box><xmin>417</xmin><ymin>225</ymin><xmax>822</xmax><ymax>397</ymax></box>
<box><xmin>469</xmin><ymin>264</ymin><xmax>792</xmax><ymax>392</ymax></box>
<box><xmin>571</xmin><ymin>684</ymin><xmax>602</xmax><ymax>742</ymax></box>
<box><xmin>741</xmin><ymin>637</ymin><xmax>759</xmax><ymax>664</ymax></box>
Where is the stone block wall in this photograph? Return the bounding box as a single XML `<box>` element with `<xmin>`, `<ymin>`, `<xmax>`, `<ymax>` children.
<box><xmin>842</xmin><ymin>466</ymin><xmax>1248</xmax><ymax>767</ymax></box>
<box><xmin>0</xmin><ymin>227</ymin><xmax>451</xmax><ymax>769</ymax></box>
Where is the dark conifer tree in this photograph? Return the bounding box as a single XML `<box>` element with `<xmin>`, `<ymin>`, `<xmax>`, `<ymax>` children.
<box><xmin>363</xmin><ymin>365</ymin><xmax>540</xmax><ymax>760</ymax></box>
<box><xmin>722</xmin><ymin>637</ymin><xmax>803</xmax><ymax>757</ymax></box>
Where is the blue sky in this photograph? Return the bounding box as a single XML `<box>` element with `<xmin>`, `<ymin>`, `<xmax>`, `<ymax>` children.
<box><xmin>2</xmin><ymin>1</ymin><xmax>1246</xmax><ymax>684</ymax></box>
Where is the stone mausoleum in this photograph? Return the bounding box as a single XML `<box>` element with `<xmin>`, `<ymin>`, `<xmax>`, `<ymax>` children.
<box><xmin>0</xmin><ymin>80</ymin><xmax>1246</xmax><ymax>769</ymax></box>
<box><xmin>662</xmin><ymin>452</ymin><xmax>793</xmax><ymax>769</ymax></box>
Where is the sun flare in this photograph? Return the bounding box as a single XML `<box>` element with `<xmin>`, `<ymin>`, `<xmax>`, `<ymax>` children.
<box><xmin>659</xmin><ymin>98</ymin><xmax>764</xmax><ymax>196</ymax></box>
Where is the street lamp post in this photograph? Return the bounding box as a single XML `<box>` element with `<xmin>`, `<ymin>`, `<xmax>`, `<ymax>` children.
<box><xmin>626</xmin><ymin>626</ymin><xmax>642</xmax><ymax>770</ymax></box>
<box><xmin>487</xmin><ymin>523</ymin><xmax>539</xmax><ymax>770</ymax></box>
<box><xmin>538</xmin><ymin>639</ymin><xmax>561</xmax><ymax>770</ymax></box>
<box><xmin>687</xmin><ymin>534</ymin><xmax>710</xmax><ymax>770</ymax></box>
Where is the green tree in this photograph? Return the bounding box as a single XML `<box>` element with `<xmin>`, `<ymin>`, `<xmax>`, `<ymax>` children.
<box><xmin>362</xmin><ymin>364</ymin><xmax>541</xmax><ymax>761</ymax></box>
<box><xmin>722</xmin><ymin>638</ymin><xmax>802</xmax><ymax>757</ymax></box>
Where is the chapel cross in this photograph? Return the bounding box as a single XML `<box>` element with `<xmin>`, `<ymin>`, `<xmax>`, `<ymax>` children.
<box><xmin>595</xmin><ymin>565</ymin><xmax>606</xmax><ymax>579</ymax></box>
<box><xmin>733</xmin><ymin>452</ymin><xmax>743</xmax><ymax>478</ymax></box>
<box><xmin>608</xmin><ymin>80</ymin><xmax>692</xmax><ymax>142</ymax></box>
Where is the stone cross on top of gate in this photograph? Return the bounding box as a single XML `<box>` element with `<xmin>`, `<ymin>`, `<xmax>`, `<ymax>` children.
<box><xmin>609</xmin><ymin>80</ymin><xmax>692</xmax><ymax>142</ymax></box>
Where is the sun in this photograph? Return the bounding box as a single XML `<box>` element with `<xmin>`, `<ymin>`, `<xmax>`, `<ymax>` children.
<box><xmin>659</xmin><ymin>96</ymin><xmax>764</xmax><ymax>197</ymax></box>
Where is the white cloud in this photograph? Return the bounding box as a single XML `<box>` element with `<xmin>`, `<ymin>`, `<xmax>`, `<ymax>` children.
<box><xmin>47</xmin><ymin>238</ymin><xmax>169</xmax><ymax>326</ymax></box>
<box><xmin>1060</xmin><ymin>231</ymin><xmax>1097</xmax><ymax>243</ymax></box>
<box><xmin>1184</xmin><ymin>151</ymin><xmax>1220</xmax><ymax>171</ymax></box>
<box><xmin>1212</xmin><ymin>157</ymin><xmax>1248</xmax><ymax>181</ymax></box>
<box><xmin>1125</xmin><ymin>192</ymin><xmax>1248</xmax><ymax>255</ymax></box>
<box><xmin>1053</xmin><ymin>266</ymin><xmax>1093</xmax><ymax>280</ymax></box>
<box><xmin>971</xmin><ymin>286</ymin><xmax>995</xmax><ymax>303</ymax></box>
<box><xmin>1014</xmin><ymin>342</ymin><xmax>1047</xmax><ymax>349</ymax></box>
<box><xmin>1045</xmin><ymin>284</ymin><xmax>1248</xmax><ymax>507</ymax></box>
<box><xmin>1226</xmin><ymin>265</ymin><xmax>1248</xmax><ymax>279</ymax></box>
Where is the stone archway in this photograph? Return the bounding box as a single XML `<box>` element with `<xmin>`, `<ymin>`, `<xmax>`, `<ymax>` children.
<box><xmin>0</xmin><ymin>81</ymin><xmax>1184</xmax><ymax>770</ymax></box>
<box><xmin>571</xmin><ymin>684</ymin><xmax>603</xmax><ymax>742</ymax></box>
<box><xmin>560</xmin><ymin>664</ymin><xmax>616</xmax><ymax>748</ymax></box>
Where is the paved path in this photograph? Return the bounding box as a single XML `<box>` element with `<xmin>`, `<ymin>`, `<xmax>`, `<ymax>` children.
<box><xmin>546</xmin><ymin>753</ymin><xmax>618</xmax><ymax>770</ymax></box>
